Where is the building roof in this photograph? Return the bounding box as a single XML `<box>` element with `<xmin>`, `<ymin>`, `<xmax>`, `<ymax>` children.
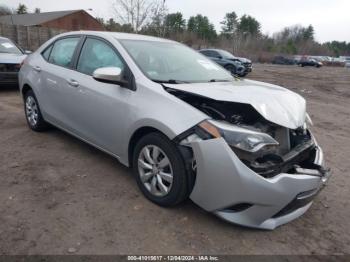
<box><xmin>0</xmin><ymin>10</ymin><xmax>81</xmax><ymax>26</ymax></box>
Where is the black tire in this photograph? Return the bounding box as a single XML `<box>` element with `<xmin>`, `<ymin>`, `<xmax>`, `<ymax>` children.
<box><xmin>224</xmin><ymin>64</ymin><xmax>236</xmax><ymax>75</ymax></box>
<box><xmin>238</xmin><ymin>71</ymin><xmax>248</xmax><ymax>77</ymax></box>
<box><xmin>132</xmin><ymin>132</ymin><xmax>189</xmax><ymax>207</ymax></box>
<box><xmin>24</xmin><ymin>90</ymin><xmax>49</xmax><ymax>132</ymax></box>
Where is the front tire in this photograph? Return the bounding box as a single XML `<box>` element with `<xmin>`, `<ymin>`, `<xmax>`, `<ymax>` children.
<box><xmin>133</xmin><ymin>132</ymin><xmax>189</xmax><ymax>207</ymax></box>
<box><xmin>224</xmin><ymin>64</ymin><xmax>236</xmax><ymax>75</ymax></box>
<box><xmin>238</xmin><ymin>71</ymin><xmax>248</xmax><ymax>77</ymax></box>
<box><xmin>24</xmin><ymin>90</ymin><xmax>49</xmax><ymax>132</ymax></box>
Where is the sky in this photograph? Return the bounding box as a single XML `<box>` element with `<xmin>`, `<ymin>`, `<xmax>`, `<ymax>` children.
<box><xmin>1</xmin><ymin>0</ymin><xmax>350</xmax><ymax>43</ymax></box>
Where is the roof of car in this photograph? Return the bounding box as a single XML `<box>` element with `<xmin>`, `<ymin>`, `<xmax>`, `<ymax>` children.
<box><xmin>60</xmin><ymin>31</ymin><xmax>174</xmax><ymax>43</ymax></box>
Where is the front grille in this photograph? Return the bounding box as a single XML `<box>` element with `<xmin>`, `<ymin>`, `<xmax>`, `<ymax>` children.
<box><xmin>0</xmin><ymin>63</ymin><xmax>20</xmax><ymax>72</ymax></box>
<box><xmin>243</xmin><ymin>62</ymin><xmax>252</xmax><ymax>68</ymax></box>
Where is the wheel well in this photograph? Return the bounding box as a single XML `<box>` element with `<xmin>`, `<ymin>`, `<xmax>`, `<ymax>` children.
<box><xmin>225</xmin><ymin>63</ymin><xmax>235</xmax><ymax>69</ymax></box>
<box><xmin>128</xmin><ymin>127</ymin><xmax>165</xmax><ymax>167</ymax></box>
<box><xmin>22</xmin><ymin>84</ymin><xmax>32</xmax><ymax>97</ymax></box>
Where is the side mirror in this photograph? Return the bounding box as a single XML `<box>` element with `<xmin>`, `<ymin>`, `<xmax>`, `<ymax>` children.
<box><xmin>24</xmin><ymin>50</ymin><xmax>32</xmax><ymax>55</ymax></box>
<box><xmin>217</xmin><ymin>56</ymin><xmax>223</xmax><ymax>59</ymax></box>
<box><xmin>93</xmin><ymin>67</ymin><xmax>128</xmax><ymax>87</ymax></box>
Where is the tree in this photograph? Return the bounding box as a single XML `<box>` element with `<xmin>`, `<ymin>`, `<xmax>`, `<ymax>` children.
<box><xmin>111</xmin><ymin>0</ymin><xmax>161</xmax><ymax>33</ymax></box>
<box><xmin>34</xmin><ymin>8</ymin><xmax>41</xmax><ymax>14</ymax></box>
<box><xmin>220</xmin><ymin>11</ymin><xmax>238</xmax><ymax>38</ymax></box>
<box><xmin>16</xmin><ymin>3</ymin><xmax>28</xmax><ymax>14</ymax></box>
<box><xmin>164</xmin><ymin>12</ymin><xmax>186</xmax><ymax>35</ymax></box>
<box><xmin>274</xmin><ymin>25</ymin><xmax>314</xmax><ymax>43</ymax></box>
<box><xmin>0</xmin><ymin>5</ymin><xmax>13</xmax><ymax>15</ymax></box>
<box><xmin>187</xmin><ymin>14</ymin><xmax>217</xmax><ymax>41</ymax></box>
<box><xmin>103</xmin><ymin>18</ymin><xmax>134</xmax><ymax>33</ymax></box>
<box><xmin>272</xmin><ymin>24</ymin><xmax>318</xmax><ymax>55</ymax></box>
<box><xmin>303</xmin><ymin>25</ymin><xmax>314</xmax><ymax>41</ymax></box>
<box><xmin>237</xmin><ymin>15</ymin><xmax>261</xmax><ymax>36</ymax></box>
<box><xmin>326</xmin><ymin>41</ymin><xmax>350</xmax><ymax>56</ymax></box>
<box><xmin>146</xmin><ymin>0</ymin><xmax>168</xmax><ymax>37</ymax></box>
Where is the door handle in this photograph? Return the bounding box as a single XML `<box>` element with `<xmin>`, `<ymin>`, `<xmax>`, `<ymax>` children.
<box><xmin>67</xmin><ymin>79</ymin><xmax>79</xmax><ymax>88</ymax></box>
<box><xmin>33</xmin><ymin>66</ymin><xmax>41</xmax><ymax>72</ymax></box>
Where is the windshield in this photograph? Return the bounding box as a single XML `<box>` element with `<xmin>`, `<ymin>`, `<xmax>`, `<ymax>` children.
<box><xmin>0</xmin><ymin>38</ymin><xmax>23</xmax><ymax>55</ymax></box>
<box><xmin>119</xmin><ymin>39</ymin><xmax>233</xmax><ymax>83</ymax></box>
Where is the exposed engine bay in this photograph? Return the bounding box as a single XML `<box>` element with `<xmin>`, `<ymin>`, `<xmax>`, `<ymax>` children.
<box><xmin>166</xmin><ymin>87</ymin><xmax>321</xmax><ymax>178</ymax></box>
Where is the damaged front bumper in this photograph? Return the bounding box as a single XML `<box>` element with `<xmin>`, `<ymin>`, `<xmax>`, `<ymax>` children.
<box><xmin>189</xmin><ymin>137</ymin><xmax>331</xmax><ymax>230</ymax></box>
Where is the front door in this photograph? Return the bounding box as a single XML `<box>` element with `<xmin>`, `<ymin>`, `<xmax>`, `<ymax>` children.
<box><xmin>64</xmin><ymin>37</ymin><xmax>132</xmax><ymax>156</ymax></box>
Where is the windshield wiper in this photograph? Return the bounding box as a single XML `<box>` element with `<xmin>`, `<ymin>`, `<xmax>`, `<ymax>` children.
<box><xmin>152</xmin><ymin>79</ymin><xmax>190</xmax><ymax>84</ymax></box>
<box><xmin>209</xmin><ymin>79</ymin><xmax>231</xmax><ymax>82</ymax></box>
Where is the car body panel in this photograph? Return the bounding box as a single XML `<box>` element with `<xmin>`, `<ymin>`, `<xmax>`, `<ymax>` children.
<box><xmin>165</xmin><ymin>79</ymin><xmax>306</xmax><ymax>129</ymax></box>
<box><xmin>190</xmin><ymin>137</ymin><xmax>329</xmax><ymax>229</ymax></box>
<box><xmin>0</xmin><ymin>53</ymin><xmax>27</xmax><ymax>64</ymax></box>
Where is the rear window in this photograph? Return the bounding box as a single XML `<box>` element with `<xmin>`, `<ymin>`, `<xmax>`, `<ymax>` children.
<box><xmin>42</xmin><ymin>45</ymin><xmax>53</xmax><ymax>61</ymax></box>
<box><xmin>48</xmin><ymin>37</ymin><xmax>80</xmax><ymax>68</ymax></box>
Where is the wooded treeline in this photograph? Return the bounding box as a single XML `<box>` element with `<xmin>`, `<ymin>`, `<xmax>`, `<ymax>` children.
<box><xmin>103</xmin><ymin>0</ymin><xmax>350</xmax><ymax>60</ymax></box>
<box><xmin>1</xmin><ymin>1</ymin><xmax>350</xmax><ymax>60</ymax></box>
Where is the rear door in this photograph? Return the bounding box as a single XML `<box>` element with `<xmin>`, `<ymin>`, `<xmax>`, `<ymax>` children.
<box><xmin>39</xmin><ymin>36</ymin><xmax>82</xmax><ymax>130</ymax></box>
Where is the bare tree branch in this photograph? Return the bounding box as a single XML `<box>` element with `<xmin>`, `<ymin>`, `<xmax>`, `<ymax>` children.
<box><xmin>111</xmin><ymin>0</ymin><xmax>158</xmax><ymax>32</ymax></box>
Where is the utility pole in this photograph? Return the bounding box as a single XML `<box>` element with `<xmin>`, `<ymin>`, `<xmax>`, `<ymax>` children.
<box><xmin>10</xmin><ymin>14</ymin><xmax>14</xmax><ymax>25</ymax></box>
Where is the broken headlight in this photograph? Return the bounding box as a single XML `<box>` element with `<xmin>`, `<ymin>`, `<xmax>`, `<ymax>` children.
<box><xmin>198</xmin><ymin>120</ymin><xmax>279</xmax><ymax>153</ymax></box>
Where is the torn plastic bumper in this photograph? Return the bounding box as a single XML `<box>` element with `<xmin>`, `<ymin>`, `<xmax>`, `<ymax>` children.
<box><xmin>189</xmin><ymin>137</ymin><xmax>331</xmax><ymax>230</ymax></box>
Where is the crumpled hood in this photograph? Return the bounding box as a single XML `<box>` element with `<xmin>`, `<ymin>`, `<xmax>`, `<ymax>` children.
<box><xmin>0</xmin><ymin>53</ymin><xmax>27</xmax><ymax>64</ymax></box>
<box><xmin>166</xmin><ymin>79</ymin><xmax>306</xmax><ymax>129</ymax></box>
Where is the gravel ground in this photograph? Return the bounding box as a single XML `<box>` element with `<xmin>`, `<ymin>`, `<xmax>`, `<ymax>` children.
<box><xmin>0</xmin><ymin>64</ymin><xmax>349</xmax><ymax>255</ymax></box>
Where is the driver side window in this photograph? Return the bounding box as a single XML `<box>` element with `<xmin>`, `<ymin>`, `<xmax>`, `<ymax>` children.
<box><xmin>210</xmin><ymin>51</ymin><xmax>221</xmax><ymax>58</ymax></box>
<box><xmin>77</xmin><ymin>38</ymin><xmax>124</xmax><ymax>76</ymax></box>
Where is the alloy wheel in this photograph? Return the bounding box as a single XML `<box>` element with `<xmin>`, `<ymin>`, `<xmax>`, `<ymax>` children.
<box><xmin>25</xmin><ymin>96</ymin><xmax>39</xmax><ymax>127</ymax></box>
<box><xmin>138</xmin><ymin>145</ymin><xmax>174</xmax><ymax>197</ymax></box>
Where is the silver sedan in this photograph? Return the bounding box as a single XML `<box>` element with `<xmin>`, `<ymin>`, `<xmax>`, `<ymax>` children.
<box><xmin>19</xmin><ymin>31</ymin><xmax>331</xmax><ymax>230</ymax></box>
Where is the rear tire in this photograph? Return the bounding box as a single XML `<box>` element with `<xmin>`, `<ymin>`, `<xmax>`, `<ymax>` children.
<box><xmin>132</xmin><ymin>132</ymin><xmax>189</xmax><ymax>207</ymax></box>
<box><xmin>24</xmin><ymin>90</ymin><xmax>49</xmax><ymax>132</ymax></box>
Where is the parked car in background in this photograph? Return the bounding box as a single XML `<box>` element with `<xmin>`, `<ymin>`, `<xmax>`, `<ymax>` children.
<box><xmin>297</xmin><ymin>58</ymin><xmax>323</xmax><ymax>68</ymax></box>
<box><xmin>272</xmin><ymin>56</ymin><xmax>296</xmax><ymax>65</ymax></box>
<box><xmin>0</xmin><ymin>36</ymin><xmax>29</xmax><ymax>86</ymax></box>
<box><xmin>199</xmin><ymin>49</ymin><xmax>252</xmax><ymax>77</ymax></box>
<box><xmin>344</xmin><ymin>57</ymin><xmax>350</xmax><ymax>67</ymax></box>
<box><xmin>19</xmin><ymin>31</ymin><xmax>331</xmax><ymax>230</ymax></box>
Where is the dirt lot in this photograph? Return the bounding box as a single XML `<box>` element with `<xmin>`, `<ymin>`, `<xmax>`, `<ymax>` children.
<box><xmin>0</xmin><ymin>64</ymin><xmax>349</xmax><ymax>255</ymax></box>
